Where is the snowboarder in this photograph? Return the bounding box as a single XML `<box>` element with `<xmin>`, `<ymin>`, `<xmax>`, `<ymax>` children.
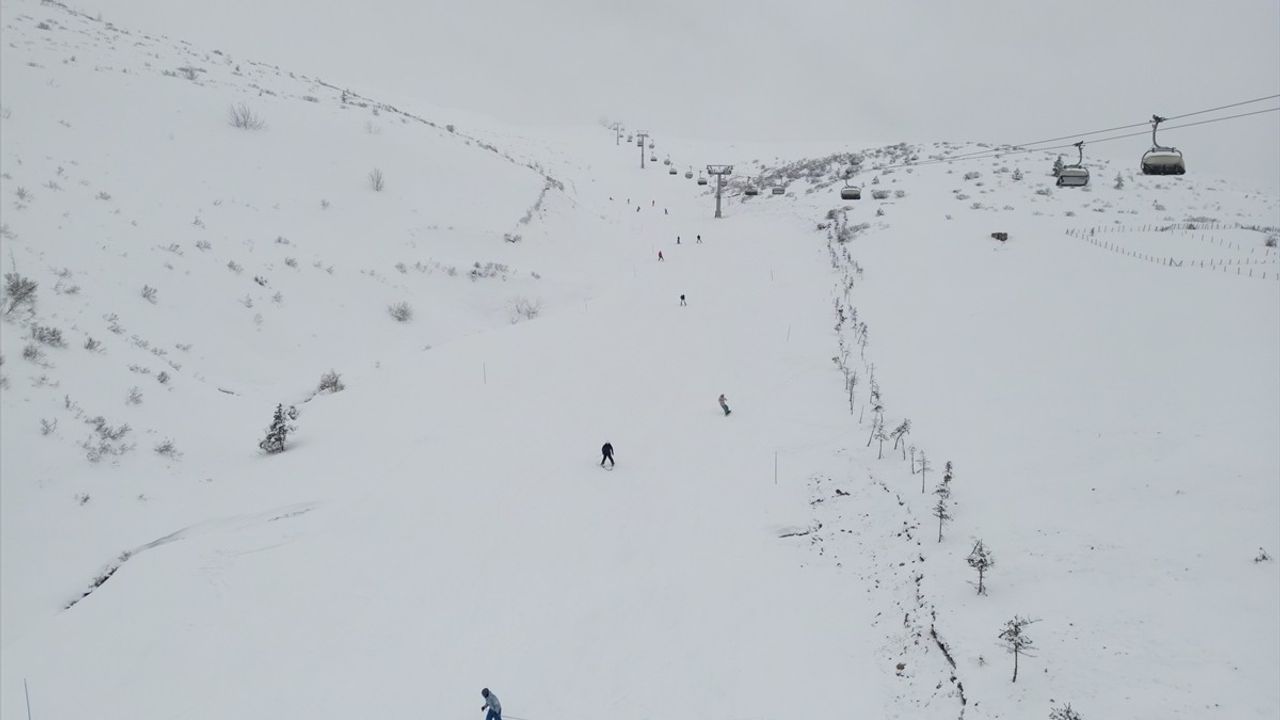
<box><xmin>658</xmin><ymin>251</ymin><xmax>664</xmax><ymax>261</ymax></box>
<box><xmin>600</xmin><ymin>442</ymin><xmax>615</xmax><ymax>468</ymax></box>
<box><xmin>481</xmin><ymin>689</ymin><xmax>502</xmax><ymax>720</ymax></box>
<box><xmin>696</xmin><ymin>234</ymin><xmax>703</xmax><ymax>244</ymax></box>
<box><xmin>718</xmin><ymin>394</ymin><xmax>731</xmax><ymax>416</ymax></box>
<box><xmin>680</xmin><ymin>294</ymin><xmax>687</xmax><ymax>306</ymax></box>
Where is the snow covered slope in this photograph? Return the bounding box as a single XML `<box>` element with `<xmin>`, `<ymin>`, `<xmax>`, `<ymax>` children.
<box><xmin>2</xmin><ymin>1</ymin><xmax>1277</xmax><ymax>719</ymax></box>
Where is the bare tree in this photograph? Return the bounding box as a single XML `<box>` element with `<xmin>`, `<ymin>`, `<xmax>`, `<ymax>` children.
<box><xmin>228</xmin><ymin>103</ymin><xmax>265</xmax><ymax>130</ymax></box>
<box><xmin>967</xmin><ymin>539</ymin><xmax>994</xmax><ymax>595</ymax></box>
<box><xmin>890</xmin><ymin>419</ymin><xmax>911</xmax><ymax>459</ymax></box>
<box><xmin>918</xmin><ymin>452</ymin><xmax>932</xmax><ymax>493</ymax></box>
<box><xmin>998</xmin><ymin>616</ymin><xmax>1036</xmax><ymax>682</ymax></box>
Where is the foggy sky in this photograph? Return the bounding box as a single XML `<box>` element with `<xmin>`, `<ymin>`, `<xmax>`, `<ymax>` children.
<box><xmin>95</xmin><ymin>0</ymin><xmax>1280</xmax><ymax>190</ymax></box>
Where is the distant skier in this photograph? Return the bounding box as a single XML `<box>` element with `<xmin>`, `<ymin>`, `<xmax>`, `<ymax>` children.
<box><xmin>600</xmin><ymin>442</ymin><xmax>615</xmax><ymax>468</ymax></box>
<box><xmin>658</xmin><ymin>251</ymin><xmax>664</xmax><ymax>261</ymax></box>
<box><xmin>481</xmin><ymin>689</ymin><xmax>502</xmax><ymax>720</ymax></box>
<box><xmin>636</xmin><ymin>206</ymin><xmax>640</xmax><ymax>213</ymax></box>
<box><xmin>718</xmin><ymin>394</ymin><xmax>731</xmax><ymax>416</ymax></box>
<box><xmin>680</xmin><ymin>294</ymin><xmax>687</xmax><ymax>306</ymax></box>
<box><xmin>696</xmin><ymin>234</ymin><xmax>703</xmax><ymax>244</ymax></box>
<box><xmin>676</xmin><ymin>235</ymin><xmax>681</xmax><ymax>244</ymax></box>
<box><xmin>664</xmin><ymin>208</ymin><xmax>668</xmax><ymax>215</ymax></box>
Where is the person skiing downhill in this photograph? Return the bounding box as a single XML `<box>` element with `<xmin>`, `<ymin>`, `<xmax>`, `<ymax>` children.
<box><xmin>481</xmin><ymin>689</ymin><xmax>502</xmax><ymax>720</ymax></box>
<box><xmin>718</xmin><ymin>394</ymin><xmax>731</xmax><ymax>416</ymax></box>
<box><xmin>600</xmin><ymin>442</ymin><xmax>615</xmax><ymax>468</ymax></box>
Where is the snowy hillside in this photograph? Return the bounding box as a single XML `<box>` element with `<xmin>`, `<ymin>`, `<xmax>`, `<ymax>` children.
<box><xmin>2</xmin><ymin>1</ymin><xmax>1278</xmax><ymax>719</ymax></box>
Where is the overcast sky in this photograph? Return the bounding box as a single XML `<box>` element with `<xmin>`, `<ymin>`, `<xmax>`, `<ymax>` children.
<box><xmin>98</xmin><ymin>0</ymin><xmax>1280</xmax><ymax>190</ymax></box>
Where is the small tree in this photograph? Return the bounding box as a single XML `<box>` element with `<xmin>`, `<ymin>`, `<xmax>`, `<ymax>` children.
<box><xmin>1113</xmin><ymin>172</ymin><xmax>1124</xmax><ymax>190</ymax></box>
<box><xmin>1011</xmin><ymin>168</ymin><xmax>1023</xmax><ymax>182</ymax></box>
<box><xmin>369</xmin><ymin>168</ymin><xmax>385</xmax><ymax>192</ymax></box>
<box><xmin>875</xmin><ymin>423</ymin><xmax>890</xmax><ymax>459</ymax></box>
<box><xmin>998</xmin><ymin>616</ymin><xmax>1036</xmax><ymax>682</ymax></box>
<box><xmin>967</xmin><ymin>539</ymin><xmax>994</xmax><ymax>595</ymax></box>
<box><xmin>1049</xmin><ymin>702</ymin><xmax>1083</xmax><ymax>720</ymax></box>
<box><xmin>317</xmin><ymin>370</ymin><xmax>344</xmax><ymax>393</ymax></box>
<box><xmin>258</xmin><ymin>403</ymin><xmax>297</xmax><ymax>454</ymax></box>
<box><xmin>932</xmin><ymin>490</ymin><xmax>950</xmax><ymax>542</ymax></box>
<box><xmin>918</xmin><ymin>452</ymin><xmax>932</xmax><ymax>493</ymax></box>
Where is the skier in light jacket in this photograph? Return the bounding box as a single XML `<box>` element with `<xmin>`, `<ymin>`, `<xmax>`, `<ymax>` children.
<box><xmin>481</xmin><ymin>688</ymin><xmax>502</xmax><ymax>720</ymax></box>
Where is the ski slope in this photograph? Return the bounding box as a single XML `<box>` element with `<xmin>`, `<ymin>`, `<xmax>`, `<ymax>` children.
<box><xmin>2</xmin><ymin>1</ymin><xmax>1278</xmax><ymax>718</ymax></box>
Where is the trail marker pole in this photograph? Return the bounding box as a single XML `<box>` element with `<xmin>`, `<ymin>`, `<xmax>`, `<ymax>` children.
<box><xmin>25</xmin><ymin>679</ymin><xmax>32</xmax><ymax>720</ymax></box>
<box><xmin>706</xmin><ymin>164</ymin><xmax>734</xmax><ymax>218</ymax></box>
<box><xmin>774</xmin><ymin>451</ymin><xmax>778</xmax><ymax>485</ymax></box>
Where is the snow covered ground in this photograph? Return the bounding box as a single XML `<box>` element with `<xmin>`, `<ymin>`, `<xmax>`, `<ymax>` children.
<box><xmin>2</xmin><ymin>1</ymin><xmax>1277</xmax><ymax>719</ymax></box>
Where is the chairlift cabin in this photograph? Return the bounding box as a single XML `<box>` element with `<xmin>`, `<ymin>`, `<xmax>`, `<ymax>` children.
<box><xmin>744</xmin><ymin>185</ymin><xmax>759</xmax><ymax>196</ymax></box>
<box><xmin>696</xmin><ymin>175</ymin><xmax>708</xmax><ymax>186</ymax></box>
<box><xmin>650</xmin><ymin>154</ymin><xmax>657</xmax><ymax>162</ymax></box>
<box><xmin>668</xmin><ymin>167</ymin><xmax>677</xmax><ymax>175</ymax></box>
<box><xmin>649</xmin><ymin>142</ymin><xmax>655</xmax><ymax>149</ymax></box>
<box><xmin>840</xmin><ymin>183</ymin><xmax>862</xmax><ymax>200</ymax></box>
<box><xmin>1056</xmin><ymin>141</ymin><xmax>1090</xmax><ymax>187</ymax></box>
<box><xmin>685</xmin><ymin>168</ymin><xmax>694</xmax><ymax>179</ymax></box>
<box><xmin>771</xmin><ymin>186</ymin><xmax>784</xmax><ymax>195</ymax></box>
<box><xmin>1141</xmin><ymin>115</ymin><xmax>1186</xmax><ymax>175</ymax></box>
<box><xmin>663</xmin><ymin>157</ymin><xmax>671</xmax><ymax>166</ymax></box>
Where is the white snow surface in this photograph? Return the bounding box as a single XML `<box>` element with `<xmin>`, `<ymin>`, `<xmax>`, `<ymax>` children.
<box><xmin>1</xmin><ymin>2</ymin><xmax>1278</xmax><ymax>719</ymax></box>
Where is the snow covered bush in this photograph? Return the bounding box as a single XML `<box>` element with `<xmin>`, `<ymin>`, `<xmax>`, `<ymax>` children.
<box><xmin>141</xmin><ymin>285</ymin><xmax>158</xmax><ymax>304</ymax></box>
<box><xmin>21</xmin><ymin>343</ymin><xmax>42</xmax><ymax>363</ymax></box>
<box><xmin>388</xmin><ymin>301</ymin><xmax>413</xmax><ymax>322</ymax></box>
<box><xmin>1011</xmin><ymin>168</ymin><xmax>1023</xmax><ymax>181</ymax></box>
<box><xmin>510</xmin><ymin>297</ymin><xmax>542</xmax><ymax>323</ymax></box>
<box><xmin>126</xmin><ymin>386</ymin><xmax>143</xmax><ymax>405</ymax></box>
<box><xmin>1114</xmin><ymin>172</ymin><xmax>1125</xmax><ymax>190</ymax></box>
<box><xmin>369</xmin><ymin>168</ymin><xmax>385</xmax><ymax>192</ymax></box>
<box><xmin>228</xmin><ymin>103</ymin><xmax>265</xmax><ymax>130</ymax></box>
<box><xmin>154</xmin><ymin>439</ymin><xmax>182</xmax><ymax>460</ymax></box>
<box><xmin>317</xmin><ymin>369</ymin><xmax>344</xmax><ymax>394</ymax></box>
<box><xmin>83</xmin><ymin>336</ymin><xmax>102</xmax><ymax>352</ymax></box>
<box><xmin>3</xmin><ymin>272</ymin><xmax>37</xmax><ymax>314</ymax></box>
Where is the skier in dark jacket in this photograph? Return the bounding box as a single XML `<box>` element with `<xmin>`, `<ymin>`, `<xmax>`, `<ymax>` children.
<box><xmin>481</xmin><ymin>689</ymin><xmax>501</xmax><ymax>720</ymax></box>
<box><xmin>600</xmin><ymin>442</ymin><xmax>615</xmax><ymax>467</ymax></box>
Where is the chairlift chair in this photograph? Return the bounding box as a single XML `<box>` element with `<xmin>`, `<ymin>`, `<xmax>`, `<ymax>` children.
<box><xmin>771</xmin><ymin>186</ymin><xmax>784</xmax><ymax>195</ymax></box>
<box><xmin>840</xmin><ymin>182</ymin><xmax>862</xmax><ymax>200</ymax></box>
<box><xmin>685</xmin><ymin>168</ymin><xmax>694</xmax><ymax>179</ymax></box>
<box><xmin>668</xmin><ymin>167</ymin><xmax>677</xmax><ymax>175</ymax></box>
<box><xmin>650</xmin><ymin>154</ymin><xmax>657</xmax><ymax>162</ymax></box>
<box><xmin>663</xmin><ymin>157</ymin><xmax>671</xmax><ymax>166</ymax></box>
<box><xmin>1056</xmin><ymin>141</ymin><xmax>1090</xmax><ymax>187</ymax></box>
<box><xmin>1141</xmin><ymin>115</ymin><xmax>1186</xmax><ymax>175</ymax></box>
<box><xmin>696</xmin><ymin>175</ymin><xmax>708</xmax><ymax>186</ymax></box>
<box><xmin>744</xmin><ymin>184</ymin><xmax>759</xmax><ymax>196</ymax></box>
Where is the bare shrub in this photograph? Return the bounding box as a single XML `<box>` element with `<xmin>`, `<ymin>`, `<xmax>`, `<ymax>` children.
<box><xmin>14</xmin><ymin>187</ymin><xmax>32</xmax><ymax>202</ymax></box>
<box><xmin>510</xmin><ymin>297</ymin><xmax>543</xmax><ymax>323</ymax></box>
<box><xmin>227</xmin><ymin>260</ymin><xmax>243</xmax><ymax>274</ymax></box>
<box><xmin>22</xmin><ymin>343</ymin><xmax>43</xmax><ymax>362</ymax></box>
<box><xmin>369</xmin><ymin>168</ymin><xmax>385</xmax><ymax>192</ymax></box>
<box><xmin>126</xmin><ymin>386</ymin><xmax>142</xmax><ymax>405</ymax></box>
<box><xmin>40</xmin><ymin>418</ymin><xmax>57</xmax><ymax>435</ymax></box>
<box><xmin>4</xmin><ymin>272</ymin><xmax>37</xmax><ymax>314</ymax></box>
<box><xmin>317</xmin><ymin>369</ymin><xmax>345</xmax><ymax>394</ymax></box>
<box><xmin>156</xmin><ymin>371</ymin><xmax>170</xmax><ymax>384</ymax></box>
<box><xmin>228</xmin><ymin>103</ymin><xmax>265</xmax><ymax>130</ymax></box>
<box><xmin>284</xmin><ymin>257</ymin><xmax>298</xmax><ymax>268</ymax></box>
<box><xmin>140</xmin><ymin>285</ymin><xmax>158</xmax><ymax>303</ymax></box>
<box><xmin>154</xmin><ymin>439</ymin><xmax>182</xmax><ymax>459</ymax></box>
<box><xmin>388</xmin><ymin>301</ymin><xmax>413</xmax><ymax>322</ymax></box>
<box><xmin>31</xmin><ymin>324</ymin><xmax>65</xmax><ymax>346</ymax></box>
<box><xmin>84</xmin><ymin>336</ymin><xmax>103</xmax><ymax>352</ymax></box>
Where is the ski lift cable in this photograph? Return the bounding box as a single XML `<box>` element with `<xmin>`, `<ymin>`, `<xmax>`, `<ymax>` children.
<box><xmin>891</xmin><ymin>93</ymin><xmax>1280</xmax><ymax>167</ymax></box>
<box><xmin>874</xmin><ymin>105</ymin><xmax>1280</xmax><ymax>171</ymax></box>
